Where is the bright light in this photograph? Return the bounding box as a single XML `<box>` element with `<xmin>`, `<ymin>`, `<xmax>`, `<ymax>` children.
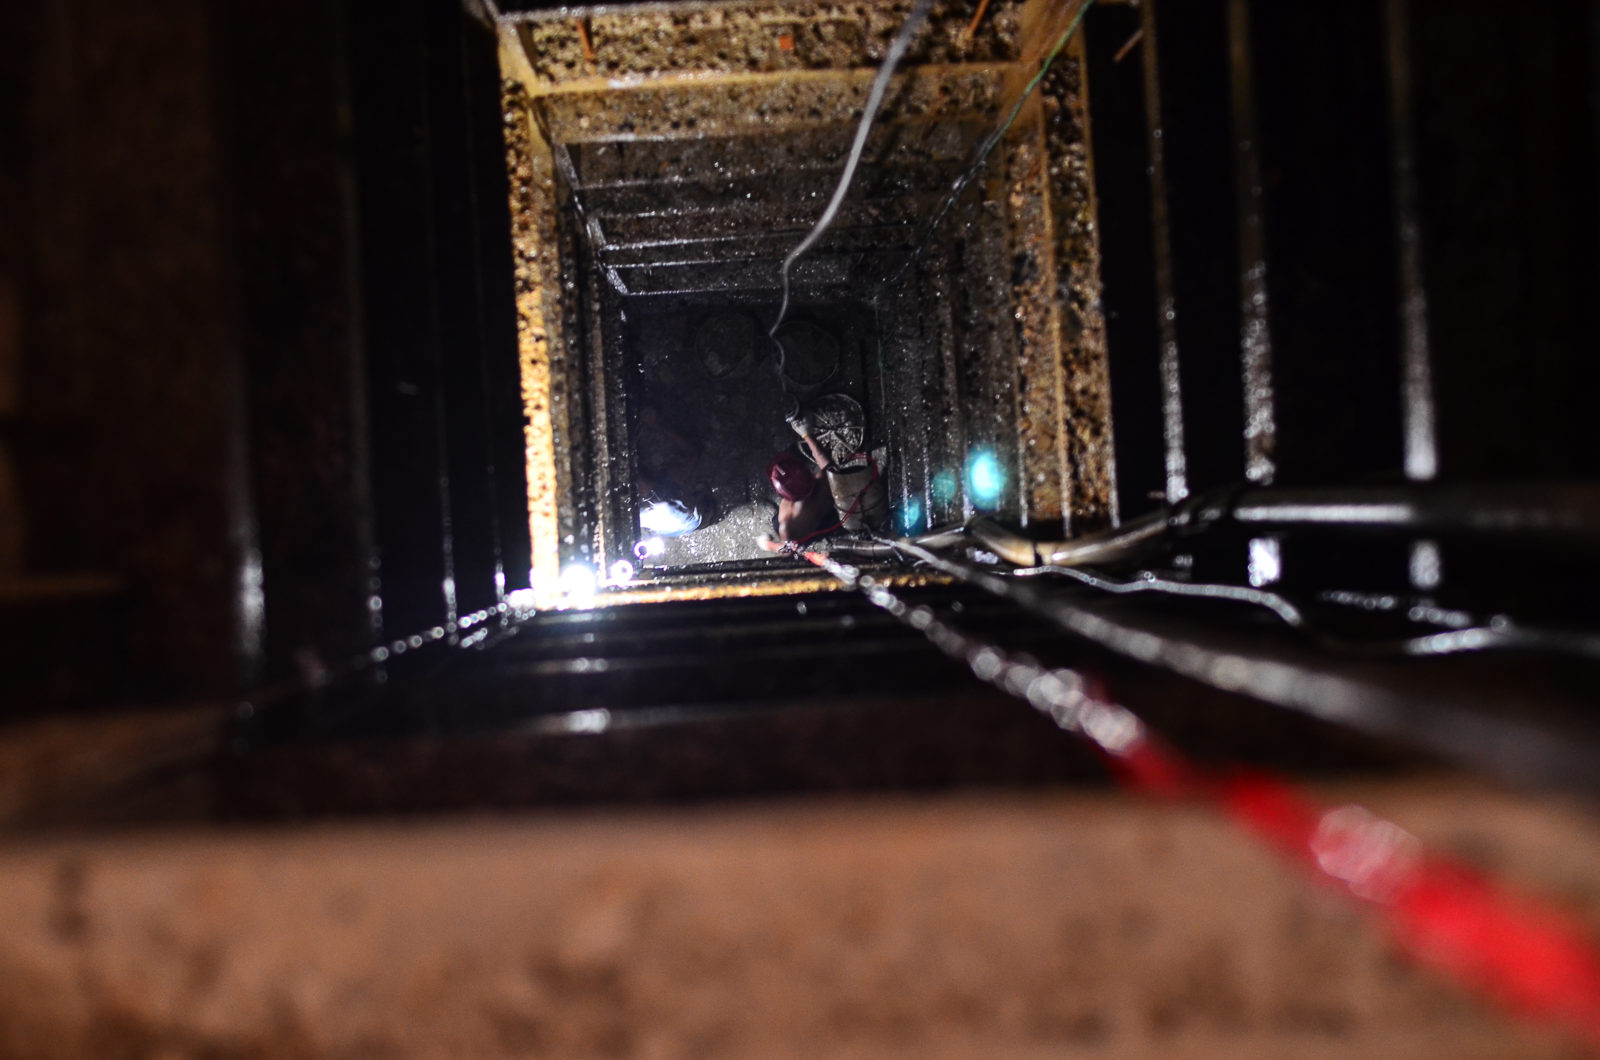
<box><xmin>558</xmin><ymin>564</ymin><xmax>598</xmax><ymax>607</ymax></box>
<box><xmin>506</xmin><ymin>587</ymin><xmax>538</xmax><ymax>612</ymax></box>
<box><xmin>1248</xmin><ymin>537</ymin><xmax>1282</xmax><ymax>587</ymax></box>
<box><xmin>965</xmin><ymin>449</ymin><xmax>1005</xmax><ymax>510</ymax></box>
<box><xmin>562</xmin><ymin>708</ymin><xmax>611</xmax><ymax>734</ymax></box>
<box><xmin>609</xmin><ymin>559</ymin><xmax>636</xmax><ymax>584</ymax></box>
<box><xmin>634</xmin><ymin>536</ymin><xmax>665</xmax><ymax>560</ymax></box>
<box><xmin>900</xmin><ymin>497</ymin><xmax>925</xmax><ymax>534</ymax></box>
<box><xmin>1410</xmin><ymin>540</ymin><xmax>1442</xmax><ymax>590</ymax></box>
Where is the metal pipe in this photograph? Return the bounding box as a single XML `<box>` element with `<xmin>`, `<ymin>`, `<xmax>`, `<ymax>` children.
<box><xmin>806</xmin><ymin>525</ymin><xmax>968</xmax><ymax>561</ymax></box>
<box><xmin>886</xmin><ymin>536</ymin><xmax>1600</xmax><ymax>798</ymax></box>
<box><xmin>816</xmin><ymin>540</ymin><xmax>900</xmax><ymax>559</ymax></box>
<box><xmin>964</xmin><ymin>517</ymin><xmax>1043</xmax><ymax>566</ymax></box>
<box><xmin>966</xmin><ymin>482</ymin><xmax>1600</xmax><ymax>576</ymax></box>
<box><xmin>1206</xmin><ymin>483</ymin><xmax>1600</xmax><ymax>542</ymax></box>
<box><xmin>966</xmin><ymin>512</ymin><xmax>1169</xmax><ymax>568</ymax></box>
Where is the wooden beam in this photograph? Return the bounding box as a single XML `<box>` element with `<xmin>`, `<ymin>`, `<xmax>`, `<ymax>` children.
<box><xmin>535</xmin><ymin>65</ymin><xmax>1011</xmax><ymax>144</ymax></box>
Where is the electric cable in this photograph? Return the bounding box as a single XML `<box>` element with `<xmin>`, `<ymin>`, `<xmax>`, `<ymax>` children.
<box><xmin>955</xmin><ymin>489</ymin><xmax>1600</xmax><ymax>661</ymax></box>
<box><xmin>769</xmin><ymin>0</ymin><xmax>935</xmax><ymax>340</ymax></box>
<box><xmin>1011</xmin><ymin>563</ymin><xmax>1307</xmax><ymax>627</ymax></box>
<box><xmin>1009</xmin><ymin>561</ymin><xmax>1600</xmax><ymax>662</ymax></box>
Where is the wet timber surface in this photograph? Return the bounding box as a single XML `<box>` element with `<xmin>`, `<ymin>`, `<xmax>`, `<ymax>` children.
<box><xmin>500</xmin><ymin>0</ymin><xmax>1112</xmax><ymax>603</ymax></box>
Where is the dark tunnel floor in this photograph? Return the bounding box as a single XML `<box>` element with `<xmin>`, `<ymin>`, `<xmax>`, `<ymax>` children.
<box><xmin>626</xmin><ymin>300</ymin><xmax>883</xmax><ymax>569</ymax></box>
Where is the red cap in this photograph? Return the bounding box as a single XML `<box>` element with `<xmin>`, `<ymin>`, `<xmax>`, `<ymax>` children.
<box><xmin>768</xmin><ymin>453</ymin><xmax>816</xmax><ymax>501</ymax></box>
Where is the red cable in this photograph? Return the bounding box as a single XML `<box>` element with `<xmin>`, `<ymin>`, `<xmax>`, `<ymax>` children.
<box><xmin>1117</xmin><ymin>732</ymin><xmax>1600</xmax><ymax>1047</ymax></box>
<box><xmin>799</xmin><ymin>548</ymin><xmax>1600</xmax><ymax>1049</ymax></box>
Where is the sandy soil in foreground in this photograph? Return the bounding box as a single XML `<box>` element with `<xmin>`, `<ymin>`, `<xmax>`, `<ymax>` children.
<box><xmin>0</xmin><ymin>776</ymin><xmax>1597</xmax><ymax>1058</ymax></box>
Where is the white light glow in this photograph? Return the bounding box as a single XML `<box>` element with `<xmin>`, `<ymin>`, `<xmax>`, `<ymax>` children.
<box><xmin>634</xmin><ymin>536</ymin><xmax>666</xmax><ymax>560</ymax></box>
<box><xmin>609</xmin><ymin>559</ymin><xmax>636</xmax><ymax>584</ymax></box>
<box><xmin>1410</xmin><ymin>539</ymin><xmax>1442</xmax><ymax>591</ymax></box>
<box><xmin>558</xmin><ymin>564</ymin><xmax>598</xmax><ymax>607</ymax></box>
<box><xmin>1247</xmin><ymin>536</ymin><xmax>1282</xmax><ymax>587</ymax></box>
<box><xmin>562</xmin><ymin>708</ymin><xmax>611</xmax><ymax>734</ymax></box>
<box><xmin>506</xmin><ymin>588</ymin><xmax>539</xmax><ymax>611</ymax></box>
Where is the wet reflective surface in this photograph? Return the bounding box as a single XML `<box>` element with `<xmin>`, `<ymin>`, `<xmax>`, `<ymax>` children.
<box><xmin>626</xmin><ymin>302</ymin><xmax>877</xmax><ymax>570</ymax></box>
<box><xmin>499</xmin><ymin>0</ymin><xmax>1111</xmax><ymax>606</ymax></box>
<box><xmin>8</xmin><ymin>0</ymin><xmax>1600</xmax><ymax>1052</ymax></box>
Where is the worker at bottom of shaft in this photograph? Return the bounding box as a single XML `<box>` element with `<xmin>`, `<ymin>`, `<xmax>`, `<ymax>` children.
<box><xmin>758</xmin><ymin>415</ymin><xmax>836</xmax><ymax>553</ymax></box>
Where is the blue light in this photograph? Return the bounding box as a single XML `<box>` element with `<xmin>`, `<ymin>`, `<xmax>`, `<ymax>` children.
<box><xmin>931</xmin><ymin>470</ymin><xmax>958</xmax><ymax>505</ymax></box>
<box><xmin>966</xmin><ymin>449</ymin><xmax>1005</xmax><ymax>510</ymax></box>
<box><xmin>900</xmin><ymin>497</ymin><xmax>925</xmax><ymax>534</ymax></box>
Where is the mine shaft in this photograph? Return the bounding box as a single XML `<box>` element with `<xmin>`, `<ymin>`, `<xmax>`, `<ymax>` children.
<box><xmin>502</xmin><ymin>1</ymin><xmax>1111</xmax><ymax>601</ymax></box>
<box><xmin>4</xmin><ymin>0</ymin><xmax>1600</xmax><ymax>1055</ymax></box>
